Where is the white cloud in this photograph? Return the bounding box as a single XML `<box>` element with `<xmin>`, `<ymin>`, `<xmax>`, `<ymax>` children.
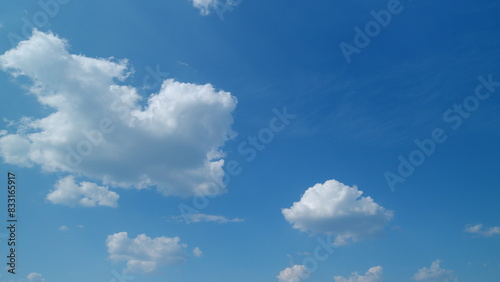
<box><xmin>77</xmin><ymin>224</ymin><xmax>84</xmax><ymax>229</ymax></box>
<box><xmin>0</xmin><ymin>30</ymin><xmax>237</xmax><ymax>198</ymax></box>
<box><xmin>465</xmin><ymin>224</ymin><xmax>500</xmax><ymax>237</ymax></box>
<box><xmin>47</xmin><ymin>175</ymin><xmax>119</xmax><ymax>208</ymax></box>
<box><xmin>177</xmin><ymin>213</ymin><xmax>244</xmax><ymax>223</ymax></box>
<box><xmin>27</xmin><ymin>272</ymin><xmax>45</xmax><ymax>282</ymax></box>
<box><xmin>413</xmin><ymin>260</ymin><xmax>455</xmax><ymax>281</ymax></box>
<box><xmin>106</xmin><ymin>232</ymin><xmax>196</xmax><ymax>273</ymax></box>
<box><xmin>334</xmin><ymin>266</ymin><xmax>383</xmax><ymax>282</ymax></box>
<box><xmin>193</xmin><ymin>247</ymin><xmax>203</xmax><ymax>257</ymax></box>
<box><xmin>277</xmin><ymin>265</ymin><xmax>309</xmax><ymax>282</ymax></box>
<box><xmin>58</xmin><ymin>225</ymin><xmax>69</xmax><ymax>231</ymax></box>
<box><xmin>282</xmin><ymin>179</ymin><xmax>393</xmax><ymax>246</ymax></box>
<box><xmin>190</xmin><ymin>0</ymin><xmax>239</xmax><ymax>16</ymax></box>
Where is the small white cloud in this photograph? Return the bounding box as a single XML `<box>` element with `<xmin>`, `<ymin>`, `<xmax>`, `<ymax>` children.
<box><xmin>46</xmin><ymin>175</ymin><xmax>119</xmax><ymax>208</ymax></box>
<box><xmin>277</xmin><ymin>265</ymin><xmax>309</xmax><ymax>282</ymax></box>
<box><xmin>282</xmin><ymin>179</ymin><xmax>393</xmax><ymax>246</ymax></box>
<box><xmin>177</xmin><ymin>213</ymin><xmax>244</xmax><ymax>224</ymax></box>
<box><xmin>413</xmin><ymin>260</ymin><xmax>455</xmax><ymax>281</ymax></box>
<box><xmin>465</xmin><ymin>224</ymin><xmax>500</xmax><ymax>237</ymax></box>
<box><xmin>334</xmin><ymin>266</ymin><xmax>383</xmax><ymax>282</ymax></box>
<box><xmin>106</xmin><ymin>232</ymin><xmax>194</xmax><ymax>273</ymax></box>
<box><xmin>193</xmin><ymin>247</ymin><xmax>203</xmax><ymax>257</ymax></box>
<box><xmin>27</xmin><ymin>272</ymin><xmax>45</xmax><ymax>282</ymax></box>
<box><xmin>190</xmin><ymin>0</ymin><xmax>240</xmax><ymax>16</ymax></box>
<box><xmin>77</xmin><ymin>224</ymin><xmax>84</xmax><ymax>229</ymax></box>
<box><xmin>58</xmin><ymin>225</ymin><xmax>69</xmax><ymax>231</ymax></box>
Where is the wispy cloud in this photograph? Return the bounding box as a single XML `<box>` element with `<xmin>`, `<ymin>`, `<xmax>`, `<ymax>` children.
<box><xmin>193</xmin><ymin>247</ymin><xmax>203</xmax><ymax>257</ymax></box>
<box><xmin>174</xmin><ymin>213</ymin><xmax>244</xmax><ymax>224</ymax></box>
<box><xmin>334</xmin><ymin>266</ymin><xmax>383</xmax><ymax>282</ymax></box>
<box><xmin>47</xmin><ymin>176</ymin><xmax>119</xmax><ymax>208</ymax></box>
<box><xmin>189</xmin><ymin>0</ymin><xmax>242</xmax><ymax>18</ymax></box>
<box><xmin>465</xmin><ymin>224</ymin><xmax>500</xmax><ymax>237</ymax></box>
<box><xmin>27</xmin><ymin>272</ymin><xmax>45</xmax><ymax>282</ymax></box>
<box><xmin>282</xmin><ymin>179</ymin><xmax>393</xmax><ymax>246</ymax></box>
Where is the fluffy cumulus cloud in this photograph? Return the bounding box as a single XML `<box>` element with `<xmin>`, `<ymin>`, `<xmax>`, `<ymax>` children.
<box><xmin>176</xmin><ymin>213</ymin><xmax>244</xmax><ymax>223</ymax></box>
<box><xmin>276</xmin><ymin>265</ymin><xmax>309</xmax><ymax>282</ymax></box>
<box><xmin>27</xmin><ymin>272</ymin><xmax>45</xmax><ymax>282</ymax></box>
<box><xmin>47</xmin><ymin>176</ymin><xmax>119</xmax><ymax>208</ymax></box>
<box><xmin>413</xmin><ymin>260</ymin><xmax>455</xmax><ymax>281</ymax></box>
<box><xmin>282</xmin><ymin>179</ymin><xmax>393</xmax><ymax>246</ymax></box>
<box><xmin>0</xmin><ymin>30</ymin><xmax>237</xmax><ymax>198</ymax></box>
<box><xmin>190</xmin><ymin>0</ymin><xmax>239</xmax><ymax>16</ymax></box>
<box><xmin>334</xmin><ymin>266</ymin><xmax>383</xmax><ymax>282</ymax></box>
<box><xmin>106</xmin><ymin>232</ymin><xmax>199</xmax><ymax>273</ymax></box>
<box><xmin>465</xmin><ymin>224</ymin><xmax>500</xmax><ymax>237</ymax></box>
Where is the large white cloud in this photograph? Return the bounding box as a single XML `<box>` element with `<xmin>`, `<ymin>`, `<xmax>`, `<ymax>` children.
<box><xmin>282</xmin><ymin>179</ymin><xmax>393</xmax><ymax>246</ymax></box>
<box><xmin>106</xmin><ymin>232</ymin><xmax>199</xmax><ymax>273</ymax></box>
<box><xmin>413</xmin><ymin>260</ymin><xmax>455</xmax><ymax>281</ymax></box>
<box><xmin>276</xmin><ymin>265</ymin><xmax>309</xmax><ymax>282</ymax></box>
<box><xmin>27</xmin><ymin>272</ymin><xmax>45</xmax><ymax>282</ymax></box>
<box><xmin>47</xmin><ymin>175</ymin><xmax>119</xmax><ymax>208</ymax></box>
<box><xmin>465</xmin><ymin>224</ymin><xmax>500</xmax><ymax>237</ymax></box>
<box><xmin>0</xmin><ymin>30</ymin><xmax>237</xmax><ymax>198</ymax></box>
<box><xmin>333</xmin><ymin>266</ymin><xmax>383</xmax><ymax>282</ymax></box>
<box><xmin>333</xmin><ymin>265</ymin><xmax>384</xmax><ymax>282</ymax></box>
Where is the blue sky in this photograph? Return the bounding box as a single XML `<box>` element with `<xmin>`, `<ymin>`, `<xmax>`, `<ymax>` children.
<box><xmin>0</xmin><ymin>0</ymin><xmax>499</xmax><ymax>281</ymax></box>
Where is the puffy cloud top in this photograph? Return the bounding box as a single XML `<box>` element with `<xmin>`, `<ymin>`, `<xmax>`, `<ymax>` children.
<box><xmin>27</xmin><ymin>272</ymin><xmax>45</xmax><ymax>282</ymax></box>
<box><xmin>465</xmin><ymin>223</ymin><xmax>500</xmax><ymax>237</ymax></box>
<box><xmin>334</xmin><ymin>266</ymin><xmax>383</xmax><ymax>282</ymax></box>
<box><xmin>47</xmin><ymin>175</ymin><xmax>119</xmax><ymax>208</ymax></box>
<box><xmin>276</xmin><ymin>265</ymin><xmax>309</xmax><ymax>282</ymax></box>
